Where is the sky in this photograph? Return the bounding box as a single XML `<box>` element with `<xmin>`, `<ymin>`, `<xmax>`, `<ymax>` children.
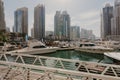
<box><xmin>4</xmin><ymin>0</ymin><xmax>113</xmax><ymax>37</ymax></box>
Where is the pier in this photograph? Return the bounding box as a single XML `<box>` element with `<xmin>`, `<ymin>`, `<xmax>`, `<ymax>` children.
<box><xmin>0</xmin><ymin>53</ymin><xmax>120</xmax><ymax>80</ymax></box>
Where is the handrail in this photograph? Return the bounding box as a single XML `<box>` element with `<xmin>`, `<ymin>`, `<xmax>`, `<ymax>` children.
<box><xmin>0</xmin><ymin>53</ymin><xmax>120</xmax><ymax>80</ymax></box>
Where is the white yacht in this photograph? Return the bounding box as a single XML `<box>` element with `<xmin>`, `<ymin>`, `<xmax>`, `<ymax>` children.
<box><xmin>75</xmin><ymin>42</ymin><xmax>114</xmax><ymax>54</ymax></box>
<box><xmin>0</xmin><ymin>42</ymin><xmax>17</xmax><ymax>53</ymax></box>
<box><xmin>8</xmin><ymin>40</ymin><xmax>58</xmax><ymax>54</ymax></box>
<box><xmin>104</xmin><ymin>52</ymin><xmax>120</xmax><ymax>63</ymax></box>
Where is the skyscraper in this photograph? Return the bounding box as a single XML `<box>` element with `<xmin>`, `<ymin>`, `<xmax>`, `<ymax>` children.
<box><xmin>80</xmin><ymin>28</ymin><xmax>95</xmax><ymax>40</ymax></box>
<box><xmin>54</xmin><ymin>11</ymin><xmax>70</xmax><ymax>40</ymax></box>
<box><xmin>31</xmin><ymin>28</ymin><xmax>34</xmax><ymax>38</ymax></box>
<box><xmin>101</xmin><ymin>3</ymin><xmax>113</xmax><ymax>39</ymax></box>
<box><xmin>111</xmin><ymin>18</ymin><xmax>116</xmax><ymax>35</ymax></box>
<box><xmin>106</xmin><ymin>0</ymin><xmax>120</xmax><ymax>41</ymax></box>
<box><xmin>112</xmin><ymin>0</ymin><xmax>120</xmax><ymax>35</ymax></box>
<box><xmin>0</xmin><ymin>0</ymin><xmax>6</xmax><ymax>31</ymax></box>
<box><xmin>70</xmin><ymin>26</ymin><xmax>80</xmax><ymax>40</ymax></box>
<box><xmin>34</xmin><ymin>4</ymin><xmax>45</xmax><ymax>40</ymax></box>
<box><xmin>14</xmin><ymin>7</ymin><xmax>28</xmax><ymax>35</ymax></box>
<box><xmin>6</xmin><ymin>27</ymin><xmax>10</xmax><ymax>32</ymax></box>
<box><xmin>54</xmin><ymin>11</ymin><xmax>61</xmax><ymax>39</ymax></box>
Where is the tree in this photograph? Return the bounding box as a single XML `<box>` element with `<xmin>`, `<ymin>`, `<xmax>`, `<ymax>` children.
<box><xmin>0</xmin><ymin>30</ymin><xmax>7</xmax><ymax>42</ymax></box>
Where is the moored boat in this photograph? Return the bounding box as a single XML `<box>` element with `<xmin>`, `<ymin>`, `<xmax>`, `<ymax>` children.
<box><xmin>8</xmin><ymin>40</ymin><xmax>58</xmax><ymax>54</ymax></box>
<box><xmin>104</xmin><ymin>52</ymin><xmax>120</xmax><ymax>64</ymax></box>
<box><xmin>75</xmin><ymin>42</ymin><xmax>114</xmax><ymax>54</ymax></box>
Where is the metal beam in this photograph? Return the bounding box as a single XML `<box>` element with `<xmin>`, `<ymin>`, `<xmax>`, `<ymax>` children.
<box><xmin>0</xmin><ymin>61</ymin><xmax>119</xmax><ymax>80</ymax></box>
<box><xmin>0</xmin><ymin>53</ymin><xmax>120</xmax><ymax>80</ymax></box>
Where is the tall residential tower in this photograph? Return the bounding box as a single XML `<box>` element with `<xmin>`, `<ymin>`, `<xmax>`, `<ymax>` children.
<box><xmin>0</xmin><ymin>0</ymin><xmax>6</xmax><ymax>31</ymax></box>
<box><xmin>14</xmin><ymin>7</ymin><xmax>28</xmax><ymax>35</ymax></box>
<box><xmin>112</xmin><ymin>0</ymin><xmax>120</xmax><ymax>35</ymax></box>
<box><xmin>70</xmin><ymin>26</ymin><xmax>80</xmax><ymax>40</ymax></box>
<box><xmin>34</xmin><ymin>4</ymin><xmax>45</xmax><ymax>40</ymax></box>
<box><xmin>101</xmin><ymin>3</ymin><xmax>113</xmax><ymax>39</ymax></box>
<box><xmin>54</xmin><ymin>11</ymin><xmax>70</xmax><ymax>40</ymax></box>
<box><xmin>105</xmin><ymin>0</ymin><xmax>120</xmax><ymax>40</ymax></box>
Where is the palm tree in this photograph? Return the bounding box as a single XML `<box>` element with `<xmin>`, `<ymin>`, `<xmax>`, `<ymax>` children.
<box><xmin>0</xmin><ymin>30</ymin><xmax>7</xmax><ymax>42</ymax></box>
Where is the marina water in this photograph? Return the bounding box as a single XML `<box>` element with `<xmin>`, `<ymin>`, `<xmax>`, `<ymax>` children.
<box><xmin>39</xmin><ymin>50</ymin><xmax>113</xmax><ymax>64</ymax></box>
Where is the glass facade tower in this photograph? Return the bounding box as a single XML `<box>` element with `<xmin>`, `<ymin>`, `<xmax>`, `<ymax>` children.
<box><xmin>0</xmin><ymin>0</ymin><xmax>6</xmax><ymax>31</ymax></box>
<box><xmin>54</xmin><ymin>11</ymin><xmax>70</xmax><ymax>40</ymax></box>
<box><xmin>34</xmin><ymin>4</ymin><xmax>45</xmax><ymax>40</ymax></box>
<box><xmin>14</xmin><ymin>7</ymin><xmax>28</xmax><ymax>35</ymax></box>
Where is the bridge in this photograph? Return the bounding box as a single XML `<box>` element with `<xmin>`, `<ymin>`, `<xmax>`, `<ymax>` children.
<box><xmin>0</xmin><ymin>53</ymin><xmax>120</xmax><ymax>80</ymax></box>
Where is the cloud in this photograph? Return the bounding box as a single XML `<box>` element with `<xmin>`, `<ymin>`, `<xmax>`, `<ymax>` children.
<box><xmin>4</xmin><ymin>0</ymin><xmax>114</xmax><ymax>37</ymax></box>
<box><xmin>46</xmin><ymin>13</ymin><xmax>54</xmax><ymax>31</ymax></box>
<box><xmin>83</xmin><ymin>18</ymin><xmax>100</xmax><ymax>26</ymax></box>
<box><xmin>71</xmin><ymin>10</ymin><xmax>100</xmax><ymax>26</ymax></box>
<box><xmin>5</xmin><ymin>15</ymin><xmax>14</xmax><ymax>31</ymax></box>
<box><xmin>79</xmin><ymin>10</ymin><xmax>100</xmax><ymax>20</ymax></box>
<box><xmin>71</xmin><ymin>10</ymin><xmax>100</xmax><ymax>37</ymax></box>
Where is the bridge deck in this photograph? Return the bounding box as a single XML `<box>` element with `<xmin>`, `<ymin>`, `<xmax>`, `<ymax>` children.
<box><xmin>0</xmin><ymin>53</ymin><xmax>120</xmax><ymax>80</ymax></box>
<box><xmin>0</xmin><ymin>66</ymin><xmax>76</xmax><ymax>80</ymax></box>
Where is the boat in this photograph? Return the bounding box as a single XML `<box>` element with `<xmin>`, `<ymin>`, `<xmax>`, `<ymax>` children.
<box><xmin>75</xmin><ymin>42</ymin><xmax>114</xmax><ymax>54</ymax></box>
<box><xmin>0</xmin><ymin>42</ymin><xmax>18</xmax><ymax>53</ymax></box>
<box><xmin>104</xmin><ymin>52</ymin><xmax>120</xmax><ymax>64</ymax></box>
<box><xmin>8</xmin><ymin>40</ymin><xmax>58</xmax><ymax>54</ymax></box>
<box><xmin>59</xmin><ymin>41</ymin><xmax>70</xmax><ymax>48</ymax></box>
<box><xmin>95</xmin><ymin>41</ymin><xmax>120</xmax><ymax>50</ymax></box>
<box><xmin>0</xmin><ymin>42</ymin><xmax>5</xmax><ymax>53</ymax></box>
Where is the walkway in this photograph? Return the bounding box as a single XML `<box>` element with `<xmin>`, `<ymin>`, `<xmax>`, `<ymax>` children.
<box><xmin>0</xmin><ymin>53</ymin><xmax>120</xmax><ymax>80</ymax></box>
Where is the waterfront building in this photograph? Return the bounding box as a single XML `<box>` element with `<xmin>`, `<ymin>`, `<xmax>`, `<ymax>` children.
<box><xmin>101</xmin><ymin>3</ymin><xmax>113</xmax><ymax>39</ymax></box>
<box><xmin>34</xmin><ymin>4</ymin><xmax>45</xmax><ymax>40</ymax></box>
<box><xmin>70</xmin><ymin>26</ymin><xmax>80</xmax><ymax>40</ymax></box>
<box><xmin>7</xmin><ymin>32</ymin><xmax>25</xmax><ymax>42</ymax></box>
<box><xmin>45</xmin><ymin>31</ymin><xmax>54</xmax><ymax>37</ymax></box>
<box><xmin>31</xmin><ymin>27</ymin><xmax>34</xmax><ymax>38</ymax></box>
<box><xmin>45</xmin><ymin>31</ymin><xmax>54</xmax><ymax>40</ymax></box>
<box><xmin>54</xmin><ymin>11</ymin><xmax>70</xmax><ymax>40</ymax></box>
<box><xmin>106</xmin><ymin>0</ymin><xmax>120</xmax><ymax>41</ymax></box>
<box><xmin>80</xmin><ymin>28</ymin><xmax>95</xmax><ymax>40</ymax></box>
<box><xmin>111</xmin><ymin>18</ymin><xmax>116</xmax><ymax>35</ymax></box>
<box><xmin>0</xmin><ymin>0</ymin><xmax>6</xmax><ymax>31</ymax></box>
<box><xmin>6</xmin><ymin>27</ymin><xmax>10</xmax><ymax>32</ymax></box>
<box><xmin>101</xmin><ymin>13</ymin><xmax>104</xmax><ymax>39</ymax></box>
<box><xmin>14</xmin><ymin>7</ymin><xmax>28</xmax><ymax>35</ymax></box>
<box><xmin>54</xmin><ymin>11</ymin><xmax>61</xmax><ymax>39</ymax></box>
<box><xmin>112</xmin><ymin>0</ymin><xmax>120</xmax><ymax>35</ymax></box>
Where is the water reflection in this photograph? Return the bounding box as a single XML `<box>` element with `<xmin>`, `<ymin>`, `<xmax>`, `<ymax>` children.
<box><xmin>5</xmin><ymin>50</ymin><xmax>113</xmax><ymax>67</ymax></box>
<box><xmin>40</xmin><ymin>50</ymin><xmax>113</xmax><ymax>64</ymax></box>
<box><xmin>45</xmin><ymin>59</ymin><xmax>55</xmax><ymax>67</ymax></box>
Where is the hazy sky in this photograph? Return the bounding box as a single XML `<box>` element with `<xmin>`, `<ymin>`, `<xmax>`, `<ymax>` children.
<box><xmin>4</xmin><ymin>0</ymin><xmax>113</xmax><ymax>37</ymax></box>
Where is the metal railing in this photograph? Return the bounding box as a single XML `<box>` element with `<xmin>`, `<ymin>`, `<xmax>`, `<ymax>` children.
<box><xmin>0</xmin><ymin>53</ymin><xmax>120</xmax><ymax>80</ymax></box>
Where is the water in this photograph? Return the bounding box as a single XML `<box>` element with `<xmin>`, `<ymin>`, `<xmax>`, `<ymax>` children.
<box><xmin>40</xmin><ymin>50</ymin><xmax>113</xmax><ymax>64</ymax></box>
<box><xmin>3</xmin><ymin>50</ymin><xmax>113</xmax><ymax>65</ymax></box>
<box><xmin>1</xmin><ymin>50</ymin><xmax>114</xmax><ymax>76</ymax></box>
